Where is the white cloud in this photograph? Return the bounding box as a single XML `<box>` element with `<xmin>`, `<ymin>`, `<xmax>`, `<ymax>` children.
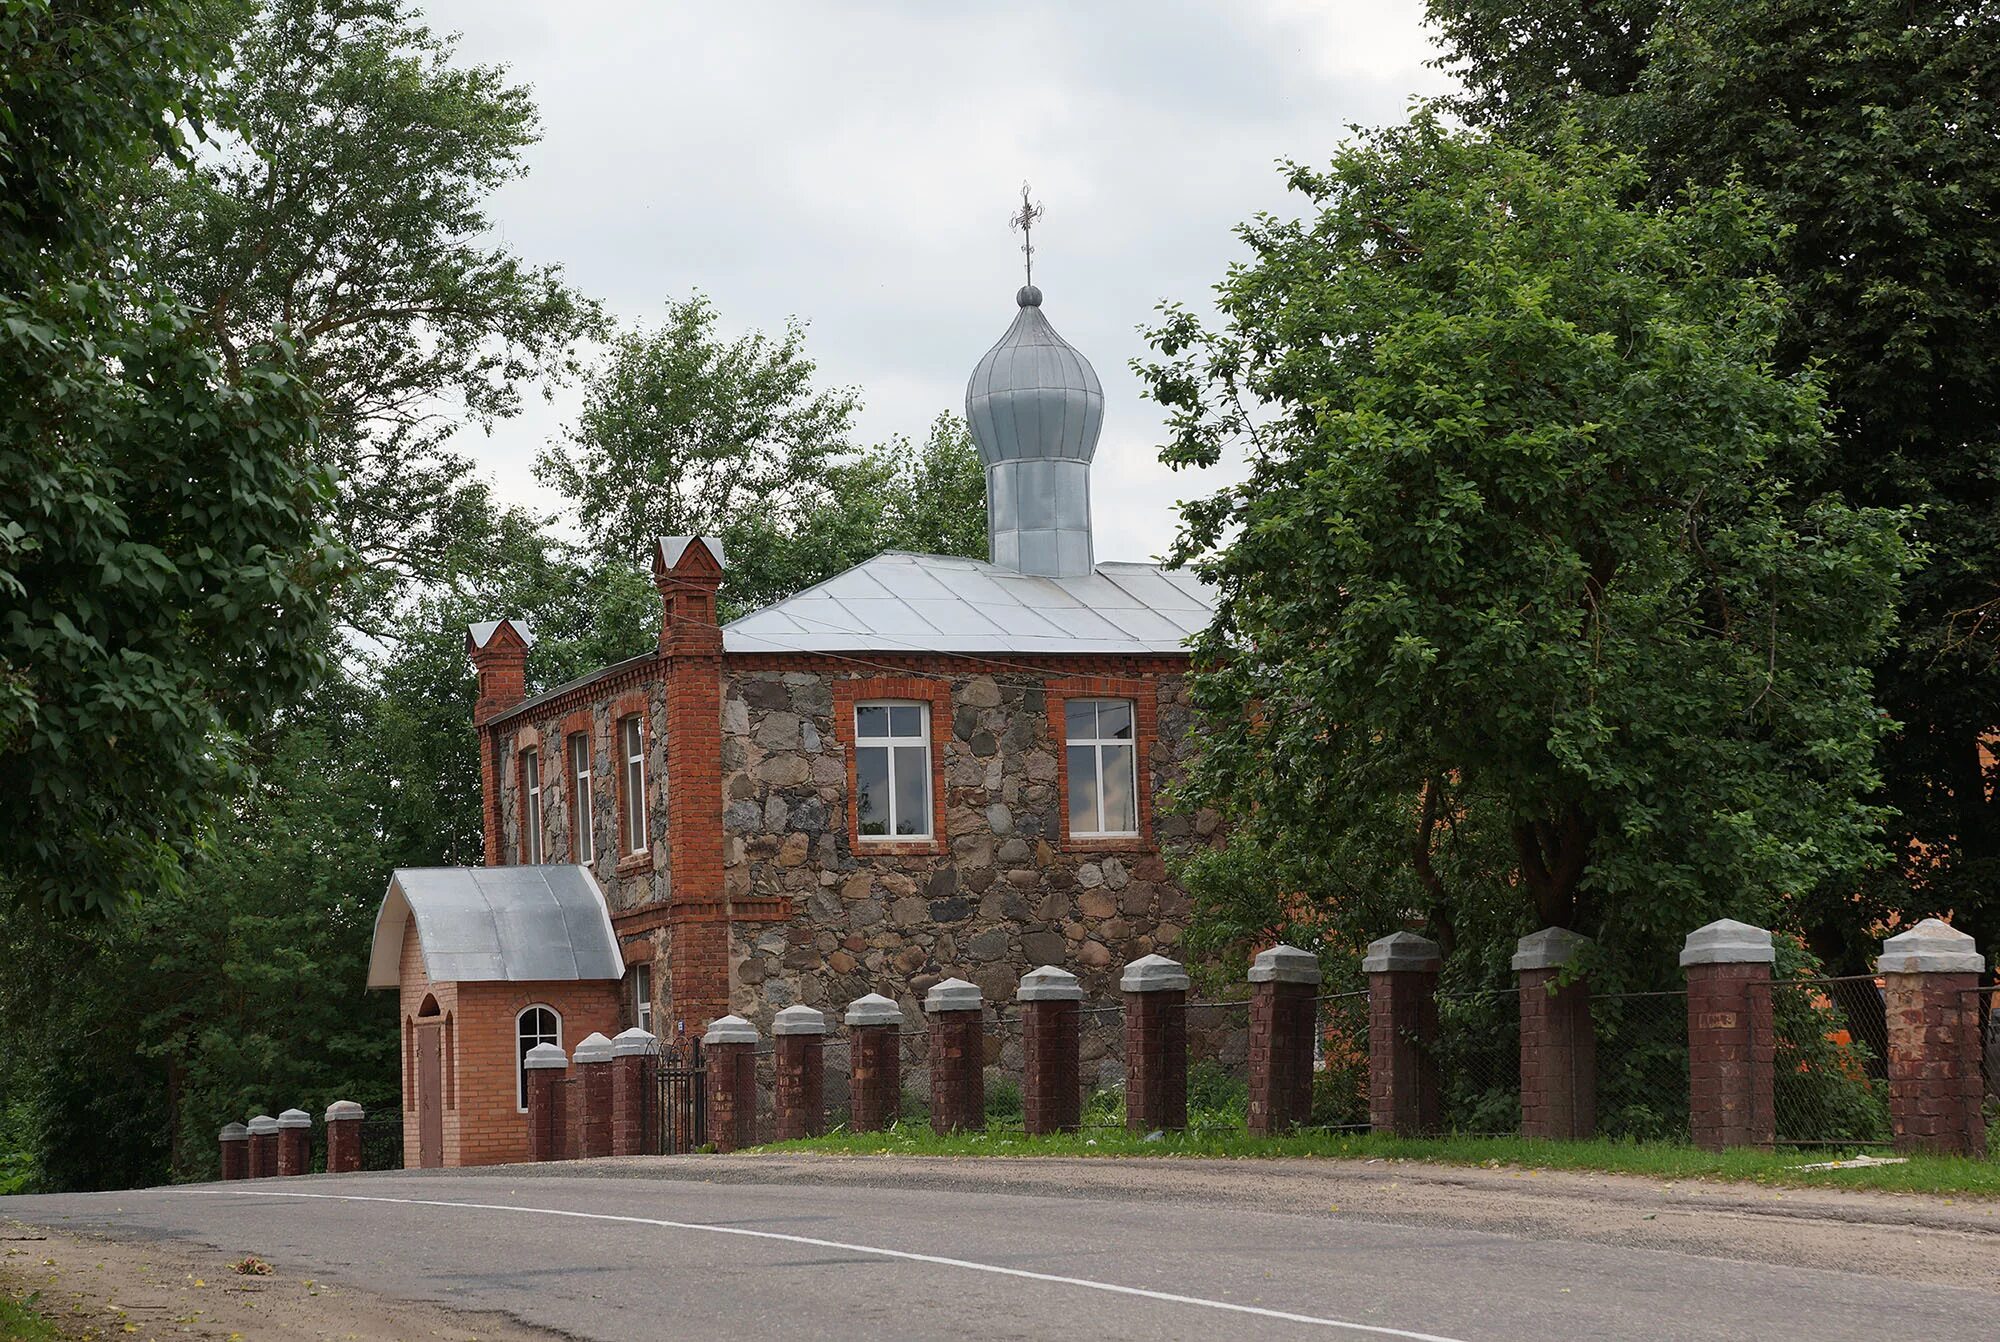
<box><xmin>422</xmin><ymin>0</ymin><xmax>1454</xmax><ymax>564</ymax></box>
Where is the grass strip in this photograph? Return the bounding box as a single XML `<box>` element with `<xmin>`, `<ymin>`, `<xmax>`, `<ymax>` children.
<box><xmin>755</xmin><ymin>1125</ymin><xmax>2000</xmax><ymax>1197</ymax></box>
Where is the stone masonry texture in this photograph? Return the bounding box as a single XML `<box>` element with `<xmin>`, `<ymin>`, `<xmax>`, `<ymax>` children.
<box><xmin>1685</xmin><ymin>961</ymin><xmax>1775</xmax><ymax>1149</ymax></box>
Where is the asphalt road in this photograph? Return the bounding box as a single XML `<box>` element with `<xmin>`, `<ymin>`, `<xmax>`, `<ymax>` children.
<box><xmin>7</xmin><ymin>1157</ymin><xmax>1997</xmax><ymax>1341</ymax></box>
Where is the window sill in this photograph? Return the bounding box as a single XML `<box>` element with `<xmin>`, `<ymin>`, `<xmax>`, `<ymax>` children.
<box><xmin>1060</xmin><ymin>834</ymin><xmax>1154</xmax><ymax>854</ymax></box>
<box><xmin>854</xmin><ymin>837</ymin><xmax>946</xmax><ymax>858</ymax></box>
<box><xmin>615</xmin><ymin>852</ymin><xmax>652</xmax><ymax>877</ymax></box>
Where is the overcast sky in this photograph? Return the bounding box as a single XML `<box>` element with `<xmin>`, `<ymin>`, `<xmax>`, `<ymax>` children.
<box><xmin>421</xmin><ymin>0</ymin><xmax>1456</xmax><ymax>564</ymax></box>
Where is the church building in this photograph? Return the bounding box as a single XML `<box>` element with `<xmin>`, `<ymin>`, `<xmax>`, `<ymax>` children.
<box><xmin>370</xmin><ymin>279</ymin><xmax>1218</xmax><ymax>1165</ymax></box>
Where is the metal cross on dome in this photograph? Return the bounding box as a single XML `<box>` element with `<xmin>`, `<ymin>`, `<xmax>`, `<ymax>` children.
<box><xmin>1009</xmin><ymin>181</ymin><xmax>1044</xmax><ymax>287</ymax></box>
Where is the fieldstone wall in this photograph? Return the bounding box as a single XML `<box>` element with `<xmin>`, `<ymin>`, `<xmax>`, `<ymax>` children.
<box><xmin>722</xmin><ymin>668</ymin><xmax>1212</xmax><ymax>1032</ymax></box>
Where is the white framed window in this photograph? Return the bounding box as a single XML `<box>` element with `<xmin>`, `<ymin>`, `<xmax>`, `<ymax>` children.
<box><xmin>520</xmin><ymin>747</ymin><xmax>545</xmax><ymax>863</ymax></box>
<box><xmin>855</xmin><ymin>701</ymin><xmax>931</xmax><ymax>839</ymax></box>
<box><xmin>569</xmin><ymin>732</ymin><xmax>594</xmax><ymax>864</ymax></box>
<box><xmin>515</xmin><ymin>1004</ymin><xmax>561</xmax><ymax>1111</ymax></box>
<box><xmin>632</xmin><ymin>963</ymin><xmax>653</xmax><ymax>1035</ymax></box>
<box><xmin>1064</xmin><ymin>698</ymin><xmax>1139</xmax><ymax>837</ymax></box>
<box><xmin>620</xmin><ymin>714</ymin><xmax>648</xmax><ymax>854</ymax></box>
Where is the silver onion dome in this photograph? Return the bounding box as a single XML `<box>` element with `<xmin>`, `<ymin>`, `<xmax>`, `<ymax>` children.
<box><xmin>965</xmin><ymin>284</ymin><xmax>1103</xmax><ymax>577</ymax></box>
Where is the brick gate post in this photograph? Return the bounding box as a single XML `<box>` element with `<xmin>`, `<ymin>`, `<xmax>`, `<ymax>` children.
<box><xmin>573</xmin><ymin>1033</ymin><xmax>615</xmax><ymax>1159</ymax></box>
<box><xmin>1515</xmin><ymin>928</ymin><xmax>1596</xmax><ymax>1141</ymax></box>
<box><xmin>1248</xmin><ymin>944</ymin><xmax>1320</xmax><ymax>1136</ymax></box>
<box><xmin>1122</xmin><ymin>954</ymin><xmax>1189</xmax><ymax>1134</ymax></box>
<box><xmin>846</xmin><ymin>993</ymin><xmax>904</xmax><ymax>1133</ymax></box>
<box><xmin>524</xmin><ymin>1042</ymin><xmax>569</xmax><ymax>1162</ymax></box>
<box><xmin>926</xmin><ymin>979</ymin><xmax>986</xmax><ymax>1134</ymax></box>
<box><xmin>702</xmin><ymin>1015</ymin><xmax>760</xmax><ymax>1153</ymax></box>
<box><xmin>1018</xmin><ymin>966</ymin><xmax>1083</xmax><ymax>1136</ymax></box>
<box><xmin>276</xmin><ymin>1109</ymin><xmax>312</xmax><ymax>1176</ymax></box>
<box><xmin>610</xmin><ymin>1028</ymin><xmax>657</xmax><ymax>1156</ymax></box>
<box><xmin>1880</xmin><ymin>919</ymin><xmax>1987</xmax><ymax>1157</ymax></box>
<box><xmin>1364</xmin><ymin>932</ymin><xmax>1441</xmax><ymax>1136</ymax></box>
<box><xmin>218</xmin><ymin>1123</ymin><xmax>249</xmax><ymax>1181</ymax></box>
<box><xmin>247</xmin><ymin>1115</ymin><xmax>279</xmax><ymax>1178</ymax></box>
<box><xmin>324</xmin><ymin>1101</ymin><xmax>364</xmax><ymax>1173</ymax></box>
<box><xmin>772</xmin><ymin>1006</ymin><xmax>827</xmax><ymax>1141</ymax></box>
<box><xmin>1681</xmin><ymin>919</ymin><xmax>1775</xmax><ymax>1150</ymax></box>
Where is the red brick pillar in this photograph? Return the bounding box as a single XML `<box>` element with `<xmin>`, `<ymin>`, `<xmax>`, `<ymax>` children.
<box><xmin>1514</xmin><ymin>928</ymin><xmax>1595</xmax><ymax>1141</ymax></box>
<box><xmin>1018</xmin><ymin>966</ymin><xmax>1083</xmax><ymax>1135</ymax></box>
<box><xmin>610</xmin><ymin>1028</ymin><xmax>658</xmax><ymax>1156</ymax></box>
<box><xmin>218</xmin><ymin>1123</ymin><xmax>249</xmax><ymax>1181</ymax></box>
<box><xmin>247</xmin><ymin>1115</ymin><xmax>279</xmax><ymax>1178</ymax></box>
<box><xmin>846</xmin><ymin>993</ymin><xmax>904</xmax><ymax>1132</ymax></box>
<box><xmin>276</xmin><ymin>1109</ymin><xmax>312</xmax><ymax>1176</ymax></box>
<box><xmin>466</xmin><ymin>618</ymin><xmax>530</xmax><ymax>867</ymax></box>
<box><xmin>1122</xmin><ymin>955</ymin><xmax>1189</xmax><ymax>1134</ymax></box>
<box><xmin>703</xmin><ymin>1015</ymin><xmax>759</xmax><ymax>1153</ymax></box>
<box><xmin>772</xmin><ymin>1006</ymin><xmax>827</xmax><ymax>1141</ymax></box>
<box><xmin>658</xmin><ymin>537</ymin><xmax>731</xmax><ymax>1032</ymax></box>
<box><xmin>524</xmin><ymin>1042</ymin><xmax>569</xmax><ymax>1162</ymax></box>
<box><xmin>1880</xmin><ymin>919</ymin><xmax>1987</xmax><ymax>1157</ymax></box>
<box><xmin>324</xmin><ymin>1101</ymin><xmax>363</xmax><ymax>1174</ymax></box>
<box><xmin>1364</xmin><ymin>932</ymin><xmax>1441</xmax><ymax>1136</ymax></box>
<box><xmin>1681</xmin><ymin>919</ymin><xmax>1775</xmax><ymax>1150</ymax></box>
<box><xmin>573</xmin><ymin>1033</ymin><xmax>615</xmax><ymax>1159</ymax></box>
<box><xmin>1248</xmin><ymin>944</ymin><xmax>1320</xmax><ymax>1136</ymax></box>
<box><xmin>926</xmin><ymin>979</ymin><xmax>986</xmax><ymax>1134</ymax></box>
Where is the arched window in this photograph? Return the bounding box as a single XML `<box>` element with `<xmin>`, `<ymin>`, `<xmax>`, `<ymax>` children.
<box><xmin>515</xmin><ymin>1004</ymin><xmax>561</xmax><ymax>1111</ymax></box>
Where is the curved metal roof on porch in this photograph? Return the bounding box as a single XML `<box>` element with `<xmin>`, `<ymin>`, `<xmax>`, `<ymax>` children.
<box><xmin>366</xmin><ymin>866</ymin><xmax>624</xmax><ymax>990</ymax></box>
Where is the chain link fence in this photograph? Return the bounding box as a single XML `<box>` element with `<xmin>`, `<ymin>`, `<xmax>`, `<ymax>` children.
<box><xmin>1591</xmin><ymin>989</ymin><xmax>1689</xmax><ymax>1142</ymax></box>
<box><xmin>1434</xmin><ymin>989</ymin><xmax>1519</xmax><ymax>1136</ymax></box>
<box><xmin>1761</xmin><ymin>976</ymin><xmax>1891</xmax><ymax>1147</ymax></box>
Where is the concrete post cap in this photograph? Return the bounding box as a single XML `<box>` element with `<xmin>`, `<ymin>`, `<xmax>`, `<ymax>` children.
<box><xmin>1679</xmin><ymin>918</ymin><xmax>1775</xmax><ymax>967</ymax></box>
<box><xmin>1017</xmin><ymin>965</ymin><xmax>1084</xmax><ymax>1002</ymax></box>
<box><xmin>1249</xmin><ymin>943</ymin><xmax>1322</xmax><ymax>985</ymax></box>
<box><xmin>324</xmin><ymin>1100</ymin><xmax>364</xmax><ymax>1122</ymax></box>
<box><xmin>219</xmin><ymin>1122</ymin><xmax>249</xmax><ymax>1142</ymax></box>
<box><xmin>276</xmin><ymin>1109</ymin><xmax>311</xmax><ymax>1129</ymax></box>
<box><xmin>1878</xmin><ymin>918</ymin><xmax>1985</xmax><ymax>974</ymax></box>
<box><xmin>772</xmin><ymin>1005</ymin><xmax>829</xmax><ymax>1036</ymax></box>
<box><xmin>1121</xmin><ymin>954</ymin><xmax>1190</xmax><ymax>993</ymax></box>
<box><xmin>1512</xmin><ymin>926</ymin><xmax>1592</xmax><ymax>972</ymax></box>
<box><xmin>611</xmin><ymin>1027</ymin><xmax>659</xmax><ymax>1057</ymax></box>
<box><xmin>924</xmin><ymin>977</ymin><xmax>984</xmax><ymax>1013</ymax></box>
<box><xmin>572</xmin><ymin>1031</ymin><xmax>615</xmax><ymax>1064</ymax></box>
<box><xmin>523</xmin><ymin>1042</ymin><xmax>569</xmax><ymax>1070</ymax></box>
<box><xmin>702</xmin><ymin>1014</ymin><xmax>760</xmax><ymax>1046</ymax></box>
<box><xmin>845</xmin><ymin>993</ymin><xmax>904</xmax><ymax>1027</ymax></box>
<box><xmin>1361</xmin><ymin>930</ymin><xmax>1441</xmax><ymax>974</ymax></box>
<box><xmin>247</xmin><ymin>1115</ymin><xmax>279</xmax><ymax>1135</ymax></box>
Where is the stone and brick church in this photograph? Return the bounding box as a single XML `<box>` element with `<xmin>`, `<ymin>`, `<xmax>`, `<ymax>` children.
<box><xmin>370</xmin><ymin>281</ymin><xmax>1217</xmax><ymax>1165</ymax></box>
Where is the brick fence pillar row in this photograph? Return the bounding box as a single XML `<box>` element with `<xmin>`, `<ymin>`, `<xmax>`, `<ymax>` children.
<box><xmin>610</xmin><ymin>1028</ymin><xmax>658</xmax><ymax>1156</ymax></box>
<box><xmin>524</xmin><ymin>1042</ymin><xmax>569</xmax><ymax>1162</ymax></box>
<box><xmin>772</xmin><ymin>1006</ymin><xmax>827</xmax><ymax>1141</ymax></box>
<box><xmin>573</xmin><ymin>1032</ymin><xmax>615</xmax><ymax>1159</ymax></box>
<box><xmin>1249</xmin><ymin>944</ymin><xmax>1321</xmax><ymax>1136</ymax></box>
<box><xmin>1018</xmin><ymin>966</ymin><xmax>1083</xmax><ymax>1135</ymax></box>
<box><xmin>703</xmin><ymin>1015</ymin><xmax>760</xmax><ymax>1153</ymax></box>
<box><xmin>1364</xmin><ymin>932</ymin><xmax>1441</xmax><ymax>1136</ymax></box>
<box><xmin>846</xmin><ymin>993</ymin><xmax>904</xmax><ymax>1133</ymax></box>
<box><xmin>1515</xmin><ymin>928</ymin><xmax>1596</xmax><ymax>1141</ymax></box>
<box><xmin>1681</xmin><ymin>919</ymin><xmax>1775</xmax><ymax>1150</ymax></box>
<box><xmin>1122</xmin><ymin>954</ymin><xmax>1189</xmax><ymax>1134</ymax></box>
<box><xmin>218</xmin><ymin>1123</ymin><xmax>249</xmax><ymax>1181</ymax></box>
<box><xmin>276</xmin><ymin>1108</ymin><xmax>312</xmax><ymax>1176</ymax></box>
<box><xmin>926</xmin><ymin>978</ymin><xmax>986</xmax><ymax>1134</ymax></box>
<box><xmin>247</xmin><ymin>1115</ymin><xmax>279</xmax><ymax>1178</ymax></box>
<box><xmin>324</xmin><ymin>1101</ymin><xmax>363</xmax><ymax>1174</ymax></box>
<box><xmin>1880</xmin><ymin>919</ymin><xmax>1987</xmax><ymax>1157</ymax></box>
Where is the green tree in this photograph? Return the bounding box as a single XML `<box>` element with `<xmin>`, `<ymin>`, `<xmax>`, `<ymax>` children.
<box><xmin>141</xmin><ymin>0</ymin><xmax>600</xmax><ymax>635</ymax></box>
<box><xmin>542</xmin><ymin>294</ymin><xmax>986</xmax><ymax>615</ymax></box>
<box><xmin>1</xmin><ymin>0</ymin><xmax>339</xmax><ymax>918</ymax></box>
<box><xmin>1424</xmin><ymin>0</ymin><xmax>2000</xmax><ymax>961</ymax></box>
<box><xmin>1142</xmin><ymin>118</ymin><xmax>1909</xmax><ymax>965</ymax></box>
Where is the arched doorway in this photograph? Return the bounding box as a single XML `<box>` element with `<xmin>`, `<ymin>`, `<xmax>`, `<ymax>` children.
<box><xmin>414</xmin><ymin>994</ymin><xmax>444</xmax><ymax>1167</ymax></box>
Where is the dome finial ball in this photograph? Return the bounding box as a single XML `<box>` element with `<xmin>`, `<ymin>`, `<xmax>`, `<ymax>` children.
<box><xmin>1017</xmin><ymin>284</ymin><xmax>1042</xmax><ymax>308</ymax></box>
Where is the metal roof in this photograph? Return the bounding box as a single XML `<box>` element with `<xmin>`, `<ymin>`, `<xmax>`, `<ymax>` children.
<box><xmin>367</xmin><ymin>865</ymin><xmax>624</xmax><ymax>990</ymax></box>
<box><xmin>721</xmin><ymin>550</ymin><xmax>1215</xmax><ymax>656</ymax></box>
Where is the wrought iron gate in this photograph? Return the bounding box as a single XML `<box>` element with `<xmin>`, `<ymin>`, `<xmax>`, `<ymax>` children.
<box><xmin>647</xmin><ymin>1038</ymin><xmax>706</xmax><ymax>1154</ymax></box>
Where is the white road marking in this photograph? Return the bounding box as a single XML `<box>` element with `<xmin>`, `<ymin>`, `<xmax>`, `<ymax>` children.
<box><xmin>221</xmin><ymin>1187</ymin><xmax>1477</xmax><ymax>1341</ymax></box>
